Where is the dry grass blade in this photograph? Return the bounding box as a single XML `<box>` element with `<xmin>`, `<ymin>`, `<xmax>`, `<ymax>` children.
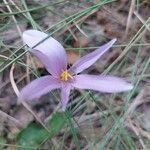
<box><xmin>124</xmin><ymin>0</ymin><xmax>136</xmax><ymax>39</ymax></box>
<box><xmin>9</xmin><ymin>62</ymin><xmax>50</xmax><ymax>133</ymax></box>
<box><xmin>126</xmin><ymin>118</ymin><xmax>146</xmax><ymax>149</ymax></box>
<box><xmin>0</xmin><ymin>109</ymin><xmax>22</xmax><ymax>127</ymax></box>
<box><xmin>134</xmin><ymin>11</ymin><xmax>150</xmax><ymax>31</ymax></box>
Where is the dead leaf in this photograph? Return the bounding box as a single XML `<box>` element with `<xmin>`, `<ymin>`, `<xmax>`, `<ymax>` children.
<box><xmin>127</xmin><ymin>87</ymin><xmax>150</xmax><ymax>131</ymax></box>
<box><xmin>67</xmin><ymin>50</ymin><xmax>80</xmax><ymax>64</ymax></box>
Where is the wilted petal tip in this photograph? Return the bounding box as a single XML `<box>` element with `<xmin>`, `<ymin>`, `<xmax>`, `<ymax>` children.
<box><xmin>109</xmin><ymin>38</ymin><xmax>117</xmax><ymax>45</ymax></box>
<box><xmin>126</xmin><ymin>84</ymin><xmax>133</xmax><ymax>90</ymax></box>
<box><xmin>112</xmin><ymin>38</ymin><xmax>117</xmax><ymax>42</ymax></box>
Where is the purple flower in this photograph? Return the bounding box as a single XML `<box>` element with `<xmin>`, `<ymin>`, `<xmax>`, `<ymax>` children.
<box><xmin>19</xmin><ymin>30</ymin><xmax>133</xmax><ymax>111</ymax></box>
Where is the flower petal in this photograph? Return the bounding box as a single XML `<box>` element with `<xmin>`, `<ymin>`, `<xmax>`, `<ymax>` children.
<box><xmin>19</xmin><ymin>75</ymin><xmax>61</xmax><ymax>100</ymax></box>
<box><xmin>69</xmin><ymin>39</ymin><xmax>116</xmax><ymax>74</ymax></box>
<box><xmin>72</xmin><ymin>75</ymin><xmax>133</xmax><ymax>93</ymax></box>
<box><xmin>23</xmin><ymin>30</ymin><xmax>67</xmax><ymax>77</ymax></box>
<box><xmin>60</xmin><ymin>84</ymin><xmax>71</xmax><ymax>111</ymax></box>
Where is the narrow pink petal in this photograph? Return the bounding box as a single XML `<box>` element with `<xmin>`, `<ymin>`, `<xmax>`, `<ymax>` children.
<box><xmin>60</xmin><ymin>84</ymin><xmax>71</xmax><ymax>111</ymax></box>
<box><xmin>69</xmin><ymin>39</ymin><xmax>116</xmax><ymax>74</ymax></box>
<box><xmin>23</xmin><ymin>30</ymin><xmax>67</xmax><ymax>77</ymax></box>
<box><xmin>19</xmin><ymin>75</ymin><xmax>61</xmax><ymax>100</ymax></box>
<box><xmin>72</xmin><ymin>75</ymin><xmax>133</xmax><ymax>93</ymax></box>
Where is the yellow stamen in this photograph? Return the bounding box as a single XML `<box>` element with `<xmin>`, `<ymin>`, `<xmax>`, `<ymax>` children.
<box><xmin>60</xmin><ymin>70</ymin><xmax>72</xmax><ymax>81</ymax></box>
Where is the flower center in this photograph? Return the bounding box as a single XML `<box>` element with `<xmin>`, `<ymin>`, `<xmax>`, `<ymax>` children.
<box><xmin>60</xmin><ymin>70</ymin><xmax>72</xmax><ymax>81</ymax></box>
